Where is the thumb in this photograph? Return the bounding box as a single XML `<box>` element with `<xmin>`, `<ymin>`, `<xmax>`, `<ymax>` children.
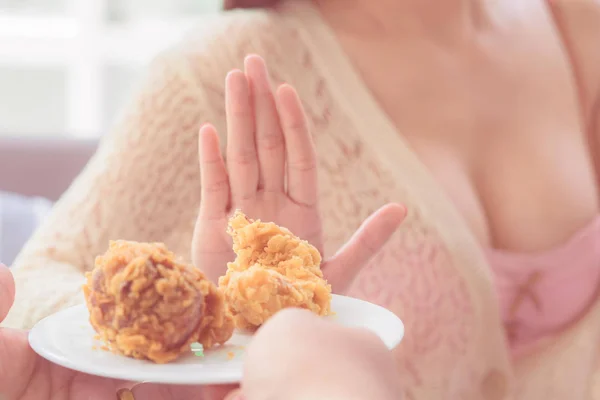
<box><xmin>323</xmin><ymin>203</ymin><xmax>406</xmax><ymax>293</ymax></box>
<box><xmin>0</xmin><ymin>263</ymin><xmax>15</xmax><ymax>322</ymax></box>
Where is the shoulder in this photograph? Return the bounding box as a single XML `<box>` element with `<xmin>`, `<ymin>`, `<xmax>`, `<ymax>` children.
<box><xmin>548</xmin><ymin>0</ymin><xmax>600</xmax><ymax>105</ymax></box>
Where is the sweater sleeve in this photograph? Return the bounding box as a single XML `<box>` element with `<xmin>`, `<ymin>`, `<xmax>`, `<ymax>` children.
<box><xmin>3</xmin><ymin>50</ymin><xmax>218</xmax><ymax>329</ymax></box>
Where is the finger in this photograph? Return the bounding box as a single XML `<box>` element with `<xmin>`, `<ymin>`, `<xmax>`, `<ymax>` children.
<box><xmin>0</xmin><ymin>263</ymin><xmax>15</xmax><ymax>322</ymax></box>
<box><xmin>324</xmin><ymin>204</ymin><xmax>406</xmax><ymax>293</ymax></box>
<box><xmin>226</xmin><ymin>70</ymin><xmax>259</xmax><ymax>202</ymax></box>
<box><xmin>276</xmin><ymin>84</ymin><xmax>318</xmax><ymax>206</ymax></box>
<box><xmin>0</xmin><ymin>324</ymin><xmax>31</xmax><ymax>398</ymax></box>
<box><xmin>245</xmin><ymin>55</ymin><xmax>285</xmax><ymax>193</ymax></box>
<box><xmin>199</xmin><ymin>124</ymin><xmax>230</xmax><ymax>218</ymax></box>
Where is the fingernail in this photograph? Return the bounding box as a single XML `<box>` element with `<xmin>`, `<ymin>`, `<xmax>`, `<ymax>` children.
<box><xmin>245</xmin><ymin>55</ymin><xmax>271</xmax><ymax>91</ymax></box>
<box><xmin>199</xmin><ymin>123</ymin><xmax>211</xmax><ymax>135</ymax></box>
<box><xmin>390</xmin><ymin>202</ymin><xmax>407</xmax><ymax>218</ymax></box>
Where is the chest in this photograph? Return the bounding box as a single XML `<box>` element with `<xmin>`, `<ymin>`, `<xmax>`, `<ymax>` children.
<box><xmin>341</xmin><ymin>13</ymin><xmax>600</xmax><ymax>252</ymax></box>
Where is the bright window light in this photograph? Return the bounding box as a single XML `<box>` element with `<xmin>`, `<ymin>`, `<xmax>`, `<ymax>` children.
<box><xmin>0</xmin><ymin>0</ymin><xmax>221</xmax><ymax>138</ymax></box>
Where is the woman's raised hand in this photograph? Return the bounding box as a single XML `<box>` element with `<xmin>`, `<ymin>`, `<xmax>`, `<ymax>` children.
<box><xmin>193</xmin><ymin>55</ymin><xmax>405</xmax><ymax>292</ymax></box>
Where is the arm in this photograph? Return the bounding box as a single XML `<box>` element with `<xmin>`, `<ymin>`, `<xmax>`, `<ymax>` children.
<box><xmin>2</xmin><ymin>50</ymin><xmax>217</xmax><ymax>329</ymax></box>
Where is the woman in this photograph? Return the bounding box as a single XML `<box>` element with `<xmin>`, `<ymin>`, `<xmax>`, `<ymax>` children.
<box><xmin>4</xmin><ymin>0</ymin><xmax>600</xmax><ymax>397</ymax></box>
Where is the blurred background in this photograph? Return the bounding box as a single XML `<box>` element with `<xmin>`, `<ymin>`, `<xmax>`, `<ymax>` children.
<box><xmin>0</xmin><ymin>0</ymin><xmax>222</xmax><ymax>265</ymax></box>
<box><xmin>0</xmin><ymin>0</ymin><xmax>221</xmax><ymax>137</ymax></box>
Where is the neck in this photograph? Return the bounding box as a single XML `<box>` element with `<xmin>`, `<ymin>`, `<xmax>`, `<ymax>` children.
<box><xmin>314</xmin><ymin>0</ymin><xmax>496</xmax><ymax>41</ymax></box>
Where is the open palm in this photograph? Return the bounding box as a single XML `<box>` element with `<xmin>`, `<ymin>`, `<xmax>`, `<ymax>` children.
<box><xmin>192</xmin><ymin>55</ymin><xmax>323</xmax><ymax>284</ymax></box>
<box><xmin>193</xmin><ymin>56</ymin><xmax>405</xmax><ymax>293</ymax></box>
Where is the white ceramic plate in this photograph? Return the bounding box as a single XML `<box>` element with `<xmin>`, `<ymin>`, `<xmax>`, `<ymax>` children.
<box><xmin>29</xmin><ymin>294</ymin><xmax>404</xmax><ymax>385</ymax></box>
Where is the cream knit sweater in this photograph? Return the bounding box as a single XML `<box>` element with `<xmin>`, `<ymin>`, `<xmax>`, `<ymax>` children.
<box><xmin>6</xmin><ymin>1</ymin><xmax>600</xmax><ymax>398</ymax></box>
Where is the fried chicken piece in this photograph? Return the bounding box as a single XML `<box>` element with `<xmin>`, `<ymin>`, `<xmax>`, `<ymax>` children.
<box><xmin>218</xmin><ymin>211</ymin><xmax>332</xmax><ymax>330</ymax></box>
<box><xmin>83</xmin><ymin>240</ymin><xmax>234</xmax><ymax>364</ymax></box>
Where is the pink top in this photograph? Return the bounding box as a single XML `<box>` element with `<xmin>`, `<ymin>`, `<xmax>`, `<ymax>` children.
<box><xmin>487</xmin><ymin>216</ymin><xmax>600</xmax><ymax>355</ymax></box>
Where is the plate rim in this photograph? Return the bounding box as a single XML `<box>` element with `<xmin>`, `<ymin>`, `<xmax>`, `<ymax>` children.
<box><xmin>28</xmin><ymin>294</ymin><xmax>404</xmax><ymax>385</ymax></box>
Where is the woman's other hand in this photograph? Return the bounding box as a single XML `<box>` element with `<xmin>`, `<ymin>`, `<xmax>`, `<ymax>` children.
<box><xmin>193</xmin><ymin>55</ymin><xmax>406</xmax><ymax>292</ymax></box>
<box><xmin>227</xmin><ymin>308</ymin><xmax>404</xmax><ymax>400</ymax></box>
